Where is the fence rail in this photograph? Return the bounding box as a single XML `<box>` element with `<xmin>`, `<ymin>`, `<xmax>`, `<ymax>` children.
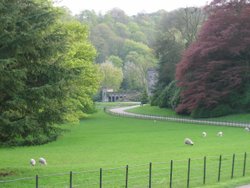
<box><xmin>0</xmin><ymin>153</ymin><xmax>249</xmax><ymax>188</ymax></box>
<box><xmin>105</xmin><ymin>106</ymin><xmax>250</xmax><ymax>127</ymax></box>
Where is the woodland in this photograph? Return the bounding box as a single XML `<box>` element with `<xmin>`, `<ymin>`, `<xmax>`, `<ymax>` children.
<box><xmin>1</xmin><ymin>0</ymin><xmax>250</xmax><ymax>146</ymax></box>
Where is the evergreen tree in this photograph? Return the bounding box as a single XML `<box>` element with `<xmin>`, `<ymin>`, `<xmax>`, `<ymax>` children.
<box><xmin>140</xmin><ymin>89</ymin><xmax>149</xmax><ymax>105</ymax></box>
<box><xmin>0</xmin><ymin>0</ymin><xmax>100</xmax><ymax>145</ymax></box>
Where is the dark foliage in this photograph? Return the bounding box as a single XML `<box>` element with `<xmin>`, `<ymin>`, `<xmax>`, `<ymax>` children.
<box><xmin>158</xmin><ymin>81</ymin><xmax>180</xmax><ymax>109</ymax></box>
<box><xmin>140</xmin><ymin>89</ymin><xmax>149</xmax><ymax>105</ymax></box>
<box><xmin>151</xmin><ymin>8</ymin><xmax>205</xmax><ymax>108</ymax></box>
<box><xmin>176</xmin><ymin>0</ymin><xmax>250</xmax><ymax>117</ymax></box>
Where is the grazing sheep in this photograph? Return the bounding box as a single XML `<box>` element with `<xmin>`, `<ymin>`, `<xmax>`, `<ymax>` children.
<box><xmin>184</xmin><ymin>138</ymin><xmax>194</xmax><ymax>146</ymax></box>
<box><xmin>202</xmin><ymin>132</ymin><xmax>207</xmax><ymax>137</ymax></box>
<box><xmin>30</xmin><ymin>159</ymin><xmax>36</xmax><ymax>166</ymax></box>
<box><xmin>39</xmin><ymin>157</ymin><xmax>47</xmax><ymax>165</ymax></box>
<box><xmin>217</xmin><ymin>131</ymin><xmax>223</xmax><ymax>137</ymax></box>
<box><xmin>244</xmin><ymin>127</ymin><xmax>250</xmax><ymax>132</ymax></box>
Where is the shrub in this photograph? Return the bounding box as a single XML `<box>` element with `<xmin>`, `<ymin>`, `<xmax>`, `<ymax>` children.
<box><xmin>191</xmin><ymin>104</ymin><xmax>234</xmax><ymax>118</ymax></box>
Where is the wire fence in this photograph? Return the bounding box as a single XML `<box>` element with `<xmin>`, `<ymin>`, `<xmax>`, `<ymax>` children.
<box><xmin>0</xmin><ymin>153</ymin><xmax>249</xmax><ymax>188</ymax></box>
<box><xmin>105</xmin><ymin>107</ymin><xmax>250</xmax><ymax>128</ymax></box>
<box><xmin>1</xmin><ymin>107</ymin><xmax>249</xmax><ymax>187</ymax></box>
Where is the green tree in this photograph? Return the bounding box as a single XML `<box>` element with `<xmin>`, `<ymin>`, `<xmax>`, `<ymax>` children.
<box><xmin>61</xmin><ymin>21</ymin><xmax>101</xmax><ymax>122</ymax></box>
<box><xmin>156</xmin><ymin>80</ymin><xmax>180</xmax><ymax>109</ymax></box>
<box><xmin>123</xmin><ymin>60</ymin><xmax>144</xmax><ymax>90</ymax></box>
<box><xmin>99</xmin><ymin>61</ymin><xmax>123</xmax><ymax>91</ymax></box>
<box><xmin>0</xmin><ymin>0</ymin><xmax>67</xmax><ymax>145</ymax></box>
<box><xmin>114</xmin><ymin>22</ymin><xmax>130</xmax><ymax>38</ymax></box>
<box><xmin>90</xmin><ymin>23</ymin><xmax>124</xmax><ymax>63</ymax></box>
<box><xmin>123</xmin><ymin>50</ymin><xmax>156</xmax><ymax>91</ymax></box>
<box><xmin>121</xmin><ymin>39</ymin><xmax>153</xmax><ymax>59</ymax></box>
<box><xmin>76</xmin><ymin>10</ymin><xmax>99</xmax><ymax>27</ymax></box>
<box><xmin>0</xmin><ymin>0</ymin><xmax>100</xmax><ymax>145</ymax></box>
<box><xmin>106</xmin><ymin>8</ymin><xmax>129</xmax><ymax>24</ymax></box>
<box><xmin>107</xmin><ymin>55</ymin><xmax>123</xmax><ymax>68</ymax></box>
<box><xmin>151</xmin><ymin>7</ymin><xmax>204</xmax><ymax>108</ymax></box>
<box><xmin>121</xmin><ymin>40</ymin><xmax>156</xmax><ymax>91</ymax></box>
<box><xmin>140</xmin><ymin>89</ymin><xmax>149</xmax><ymax>105</ymax></box>
<box><xmin>130</xmin><ymin>31</ymin><xmax>147</xmax><ymax>43</ymax></box>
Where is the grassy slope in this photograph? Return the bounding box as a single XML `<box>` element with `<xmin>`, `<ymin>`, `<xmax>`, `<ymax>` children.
<box><xmin>0</xmin><ymin>104</ymin><xmax>250</xmax><ymax>187</ymax></box>
<box><xmin>126</xmin><ymin>105</ymin><xmax>250</xmax><ymax>122</ymax></box>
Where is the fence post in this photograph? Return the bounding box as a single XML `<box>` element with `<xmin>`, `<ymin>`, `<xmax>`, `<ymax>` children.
<box><xmin>125</xmin><ymin>165</ymin><xmax>128</xmax><ymax>188</ymax></box>
<box><xmin>69</xmin><ymin>171</ymin><xmax>73</xmax><ymax>188</ymax></box>
<box><xmin>187</xmin><ymin>158</ymin><xmax>191</xmax><ymax>188</ymax></box>
<box><xmin>35</xmin><ymin>175</ymin><xmax>38</xmax><ymax>188</ymax></box>
<box><xmin>218</xmin><ymin>155</ymin><xmax>222</xmax><ymax>182</ymax></box>
<box><xmin>149</xmin><ymin>162</ymin><xmax>152</xmax><ymax>188</ymax></box>
<box><xmin>100</xmin><ymin>168</ymin><xmax>102</xmax><ymax>188</ymax></box>
<box><xmin>170</xmin><ymin>160</ymin><xmax>173</xmax><ymax>188</ymax></box>
<box><xmin>203</xmin><ymin>156</ymin><xmax>206</xmax><ymax>185</ymax></box>
<box><xmin>231</xmin><ymin>154</ymin><xmax>235</xmax><ymax>179</ymax></box>
<box><xmin>243</xmin><ymin>152</ymin><xmax>247</xmax><ymax>176</ymax></box>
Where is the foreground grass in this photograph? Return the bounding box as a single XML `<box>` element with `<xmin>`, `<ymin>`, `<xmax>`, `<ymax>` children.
<box><xmin>0</xmin><ymin>103</ymin><xmax>250</xmax><ymax>187</ymax></box>
<box><xmin>127</xmin><ymin>105</ymin><xmax>250</xmax><ymax>122</ymax></box>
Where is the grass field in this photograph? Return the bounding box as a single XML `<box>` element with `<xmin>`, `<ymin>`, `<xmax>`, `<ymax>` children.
<box><xmin>0</xmin><ymin>103</ymin><xmax>250</xmax><ymax>187</ymax></box>
<box><xmin>126</xmin><ymin>105</ymin><xmax>250</xmax><ymax>123</ymax></box>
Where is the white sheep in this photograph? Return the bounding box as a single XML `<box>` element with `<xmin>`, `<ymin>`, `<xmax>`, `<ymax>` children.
<box><xmin>217</xmin><ymin>131</ymin><xmax>223</xmax><ymax>137</ymax></box>
<box><xmin>244</xmin><ymin>127</ymin><xmax>250</xmax><ymax>132</ymax></box>
<box><xmin>30</xmin><ymin>159</ymin><xmax>36</xmax><ymax>166</ymax></box>
<box><xmin>202</xmin><ymin>132</ymin><xmax>207</xmax><ymax>137</ymax></box>
<box><xmin>184</xmin><ymin>138</ymin><xmax>194</xmax><ymax>146</ymax></box>
<box><xmin>39</xmin><ymin>157</ymin><xmax>47</xmax><ymax>165</ymax></box>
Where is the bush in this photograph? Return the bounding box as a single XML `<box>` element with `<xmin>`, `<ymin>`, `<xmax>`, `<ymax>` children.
<box><xmin>156</xmin><ymin>80</ymin><xmax>180</xmax><ymax>109</ymax></box>
<box><xmin>191</xmin><ymin>104</ymin><xmax>234</xmax><ymax>118</ymax></box>
<box><xmin>140</xmin><ymin>90</ymin><xmax>149</xmax><ymax>104</ymax></box>
<box><xmin>0</xmin><ymin>115</ymin><xmax>62</xmax><ymax>146</ymax></box>
<box><xmin>150</xmin><ymin>89</ymin><xmax>161</xmax><ymax>106</ymax></box>
<box><xmin>1</xmin><ymin>132</ymin><xmax>59</xmax><ymax>146</ymax></box>
<box><xmin>158</xmin><ymin>86</ymin><xmax>169</xmax><ymax>108</ymax></box>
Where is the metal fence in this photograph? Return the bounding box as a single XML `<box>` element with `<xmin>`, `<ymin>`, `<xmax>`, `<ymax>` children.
<box><xmin>0</xmin><ymin>153</ymin><xmax>249</xmax><ymax>188</ymax></box>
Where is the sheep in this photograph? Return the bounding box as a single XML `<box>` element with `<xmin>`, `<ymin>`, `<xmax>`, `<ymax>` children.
<box><xmin>217</xmin><ymin>131</ymin><xmax>223</xmax><ymax>137</ymax></box>
<box><xmin>202</xmin><ymin>132</ymin><xmax>207</xmax><ymax>137</ymax></box>
<box><xmin>244</xmin><ymin>127</ymin><xmax>250</xmax><ymax>132</ymax></box>
<box><xmin>184</xmin><ymin>138</ymin><xmax>194</xmax><ymax>146</ymax></box>
<box><xmin>39</xmin><ymin>157</ymin><xmax>47</xmax><ymax>165</ymax></box>
<box><xmin>30</xmin><ymin>159</ymin><xmax>36</xmax><ymax>166</ymax></box>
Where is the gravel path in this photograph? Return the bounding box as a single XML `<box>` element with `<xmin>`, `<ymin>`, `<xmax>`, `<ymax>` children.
<box><xmin>237</xmin><ymin>185</ymin><xmax>250</xmax><ymax>188</ymax></box>
<box><xmin>108</xmin><ymin>105</ymin><xmax>250</xmax><ymax>127</ymax></box>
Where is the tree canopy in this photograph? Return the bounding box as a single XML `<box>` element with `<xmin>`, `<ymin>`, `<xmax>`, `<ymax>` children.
<box><xmin>151</xmin><ymin>8</ymin><xmax>205</xmax><ymax>107</ymax></box>
<box><xmin>99</xmin><ymin>61</ymin><xmax>123</xmax><ymax>91</ymax></box>
<box><xmin>176</xmin><ymin>0</ymin><xmax>250</xmax><ymax>117</ymax></box>
<box><xmin>76</xmin><ymin>9</ymin><xmax>158</xmax><ymax>92</ymax></box>
<box><xmin>0</xmin><ymin>0</ymin><xmax>100</xmax><ymax>145</ymax></box>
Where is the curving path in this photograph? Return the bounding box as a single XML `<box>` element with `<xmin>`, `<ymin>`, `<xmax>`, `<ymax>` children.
<box><xmin>108</xmin><ymin>105</ymin><xmax>250</xmax><ymax>127</ymax></box>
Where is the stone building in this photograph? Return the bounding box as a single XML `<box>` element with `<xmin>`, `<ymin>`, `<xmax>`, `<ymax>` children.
<box><xmin>101</xmin><ymin>88</ymin><xmax>127</xmax><ymax>102</ymax></box>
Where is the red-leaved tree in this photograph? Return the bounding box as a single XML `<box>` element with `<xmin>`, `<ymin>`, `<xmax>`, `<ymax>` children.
<box><xmin>175</xmin><ymin>0</ymin><xmax>250</xmax><ymax>117</ymax></box>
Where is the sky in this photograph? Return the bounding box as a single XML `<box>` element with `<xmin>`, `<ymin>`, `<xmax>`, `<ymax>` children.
<box><xmin>55</xmin><ymin>0</ymin><xmax>211</xmax><ymax>16</ymax></box>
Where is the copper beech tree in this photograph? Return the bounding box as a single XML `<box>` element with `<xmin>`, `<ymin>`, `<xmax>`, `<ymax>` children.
<box><xmin>176</xmin><ymin>0</ymin><xmax>250</xmax><ymax>117</ymax></box>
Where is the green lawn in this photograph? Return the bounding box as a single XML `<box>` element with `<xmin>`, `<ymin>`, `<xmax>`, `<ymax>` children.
<box><xmin>0</xmin><ymin>103</ymin><xmax>250</xmax><ymax>187</ymax></box>
<box><xmin>127</xmin><ymin>104</ymin><xmax>250</xmax><ymax>122</ymax></box>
